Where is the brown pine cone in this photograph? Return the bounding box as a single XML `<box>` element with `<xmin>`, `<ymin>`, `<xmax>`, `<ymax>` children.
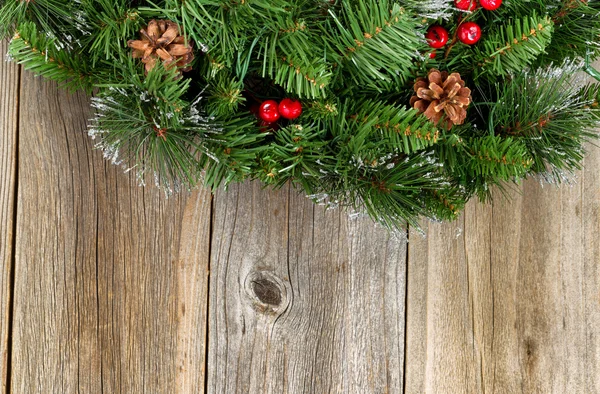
<box><xmin>409</xmin><ymin>69</ymin><xmax>472</xmax><ymax>130</ymax></box>
<box><xmin>127</xmin><ymin>20</ymin><xmax>194</xmax><ymax>74</ymax></box>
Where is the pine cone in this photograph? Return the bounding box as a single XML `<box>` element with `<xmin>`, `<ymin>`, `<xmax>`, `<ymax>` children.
<box><xmin>127</xmin><ymin>20</ymin><xmax>194</xmax><ymax>74</ymax></box>
<box><xmin>410</xmin><ymin>69</ymin><xmax>472</xmax><ymax>130</ymax></box>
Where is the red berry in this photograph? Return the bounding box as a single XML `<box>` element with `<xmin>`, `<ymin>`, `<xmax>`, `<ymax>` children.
<box><xmin>457</xmin><ymin>22</ymin><xmax>482</xmax><ymax>45</ymax></box>
<box><xmin>479</xmin><ymin>0</ymin><xmax>501</xmax><ymax>10</ymax></box>
<box><xmin>455</xmin><ymin>0</ymin><xmax>478</xmax><ymax>10</ymax></box>
<box><xmin>278</xmin><ymin>98</ymin><xmax>303</xmax><ymax>120</ymax></box>
<box><xmin>426</xmin><ymin>26</ymin><xmax>449</xmax><ymax>49</ymax></box>
<box><xmin>258</xmin><ymin>100</ymin><xmax>280</xmax><ymax>123</ymax></box>
<box><xmin>429</xmin><ymin>51</ymin><xmax>437</xmax><ymax>59</ymax></box>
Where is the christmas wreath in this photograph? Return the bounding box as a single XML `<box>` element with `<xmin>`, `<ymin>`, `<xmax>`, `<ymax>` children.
<box><xmin>2</xmin><ymin>0</ymin><xmax>600</xmax><ymax>229</ymax></box>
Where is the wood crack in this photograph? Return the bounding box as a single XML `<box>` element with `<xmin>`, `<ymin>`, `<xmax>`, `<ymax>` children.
<box><xmin>5</xmin><ymin>52</ymin><xmax>22</xmax><ymax>394</ymax></box>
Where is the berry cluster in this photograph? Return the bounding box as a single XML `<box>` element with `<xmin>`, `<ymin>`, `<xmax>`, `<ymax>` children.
<box><xmin>426</xmin><ymin>0</ymin><xmax>502</xmax><ymax>58</ymax></box>
<box><xmin>256</xmin><ymin>98</ymin><xmax>303</xmax><ymax>130</ymax></box>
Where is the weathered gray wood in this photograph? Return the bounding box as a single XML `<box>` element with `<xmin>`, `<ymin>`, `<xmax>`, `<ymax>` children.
<box><xmin>581</xmin><ymin>140</ymin><xmax>600</xmax><ymax>393</ymax></box>
<box><xmin>175</xmin><ymin>190</ymin><xmax>212</xmax><ymax>393</ymax></box>
<box><xmin>0</xmin><ymin>40</ymin><xmax>19</xmax><ymax>393</ymax></box>
<box><xmin>6</xmin><ymin>48</ymin><xmax>600</xmax><ymax>394</ymax></box>
<box><xmin>405</xmin><ymin>146</ymin><xmax>600</xmax><ymax>392</ymax></box>
<box><xmin>12</xmin><ymin>72</ymin><xmax>102</xmax><ymax>393</ymax></box>
<box><xmin>11</xmin><ymin>72</ymin><xmax>211</xmax><ymax>393</ymax></box>
<box><xmin>207</xmin><ymin>182</ymin><xmax>407</xmax><ymax>393</ymax></box>
<box><xmin>405</xmin><ymin>213</ymin><xmax>478</xmax><ymax>393</ymax></box>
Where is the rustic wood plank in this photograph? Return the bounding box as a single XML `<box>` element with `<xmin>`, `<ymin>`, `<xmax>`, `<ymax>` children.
<box><xmin>11</xmin><ymin>72</ymin><xmax>211</xmax><ymax>393</ymax></box>
<box><xmin>581</xmin><ymin>139</ymin><xmax>600</xmax><ymax>393</ymax></box>
<box><xmin>207</xmin><ymin>182</ymin><xmax>407</xmax><ymax>393</ymax></box>
<box><xmin>175</xmin><ymin>190</ymin><xmax>212</xmax><ymax>393</ymax></box>
<box><xmin>405</xmin><ymin>213</ymin><xmax>479</xmax><ymax>393</ymax></box>
<box><xmin>95</xmin><ymin>177</ymin><xmax>211</xmax><ymax>393</ymax></box>
<box><xmin>0</xmin><ymin>40</ymin><xmax>19</xmax><ymax>393</ymax></box>
<box><xmin>405</xmin><ymin>143</ymin><xmax>600</xmax><ymax>391</ymax></box>
<box><xmin>12</xmin><ymin>72</ymin><xmax>102</xmax><ymax>393</ymax></box>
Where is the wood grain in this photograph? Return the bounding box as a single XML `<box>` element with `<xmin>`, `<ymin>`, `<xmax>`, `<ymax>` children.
<box><xmin>207</xmin><ymin>182</ymin><xmax>407</xmax><ymax>393</ymax></box>
<box><xmin>11</xmin><ymin>72</ymin><xmax>211</xmax><ymax>393</ymax></box>
<box><xmin>175</xmin><ymin>190</ymin><xmax>212</xmax><ymax>394</ymax></box>
<box><xmin>0</xmin><ymin>40</ymin><xmax>19</xmax><ymax>393</ymax></box>
<box><xmin>405</xmin><ymin>147</ymin><xmax>600</xmax><ymax>393</ymax></box>
<box><xmin>4</xmin><ymin>49</ymin><xmax>600</xmax><ymax>394</ymax></box>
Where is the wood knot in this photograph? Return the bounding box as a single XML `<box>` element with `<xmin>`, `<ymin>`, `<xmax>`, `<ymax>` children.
<box><xmin>251</xmin><ymin>278</ymin><xmax>281</xmax><ymax>306</ymax></box>
<box><xmin>244</xmin><ymin>270</ymin><xmax>290</xmax><ymax>316</ymax></box>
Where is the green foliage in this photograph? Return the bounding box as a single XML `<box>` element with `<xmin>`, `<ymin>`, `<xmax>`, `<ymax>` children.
<box><xmin>463</xmin><ymin>136</ymin><xmax>532</xmax><ymax>179</ymax></box>
<box><xmin>342</xmin><ymin>99</ymin><xmax>442</xmax><ymax>154</ymax></box>
<box><xmin>90</xmin><ymin>65</ymin><xmax>199</xmax><ymax>187</ymax></box>
<box><xmin>2</xmin><ymin>0</ymin><xmax>600</xmax><ymax>229</ymax></box>
<box><xmin>402</xmin><ymin>0</ymin><xmax>454</xmax><ymax>20</ymax></box>
<box><xmin>257</xmin><ymin>123</ymin><xmax>331</xmax><ymax>188</ymax></box>
<box><xmin>302</xmin><ymin>148</ymin><xmax>462</xmax><ymax>229</ymax></box>
<box><xmin>205</xmin><ymin>71</ymin><xmax>246</xmax><ymax>117</ymax></box>
<box><xmin>326</xmin><ymin>1</ymin><xmax>424</xmax><ymax>89</ymax></box>
<box><xmin>441</xmin><ymin>134</ymin><xmax>533</xmax><ymax>200</ymax></box>
<box><xmin>0</xmin><ymin>0</ymin><xmax>78</xmax><ymax>40</ymax></box>
<box><xmin>266</xmin><ymin>23</ymin><xmax>332</xmax><ymax>98</ymax></box>
<box><xmin>300</xmin><ymin>99</ymin><xmax>454</xmax><ymax>228</ymax></box>
<box><xmin>488</xmin><ymin>62</ymin><xmax>600</xmax><ymax>182</ymax></box>
<box><xmin>79</xmin><ymin>0</ymin><xmax>143</xmax><ymax>65</ymax></box>
<box><xmin>472</xmin><ymin>13</ymin><xmax>553</xmax><ymax>80</ymax></box>
<box><xmin>8</xmin><ymin>22</ymin><xmax>94</xmax><ymax>92</ymax></box>
<box><xmin>90</xmin><ymin>63</ymin><xmax>267</xmax><ymax>190</ymax></box>
<box><xmin>541</xmin><ymin>1</ymin><xmax>600</xmax><ymax>64</ymax></box>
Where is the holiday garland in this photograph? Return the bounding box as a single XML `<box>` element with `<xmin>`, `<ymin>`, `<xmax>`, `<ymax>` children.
<box><xmin>2</xmin><ymin>0</ymin><xmax>600</xmax><ymax>229</ymax></box>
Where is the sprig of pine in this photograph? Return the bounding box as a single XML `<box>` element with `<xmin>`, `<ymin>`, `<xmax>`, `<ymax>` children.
<box><xmin>473</xmin><ymin>13</ymin><xmax>553</xmax><ymax>80</ymax></box>
<box><xmin>326</xmin><ymin>0</ymin><xmax>423</xmax><ymax>88</ymax></box>
<box><xmin>9</xmin><ymin>22</ymin><xmax>94</xmax><ymax>92</ymax></box>
<box><xmin>489</xmin><ymin>61</ymin><xmax>600</xmax><ymax>182</ymax></box>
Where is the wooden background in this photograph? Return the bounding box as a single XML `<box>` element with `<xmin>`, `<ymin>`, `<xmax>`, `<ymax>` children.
<box><xmin>1</xmin><ymin>39</ymin><xmax>599</xmax><ymax>393</ymax></box>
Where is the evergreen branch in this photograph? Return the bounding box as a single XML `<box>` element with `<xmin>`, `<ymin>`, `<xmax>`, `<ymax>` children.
<box><xmin>90</xmin><ymin>65</ymin><xmax>266</xmax><ymax>191</ymax></box>
<box><xmin>356</xmin><ymin>153</ymin><xmax>455</xmax><ymax>229</ymax></box>
<box><xmin>493</xmin><ymin>0</ymin><xmax>549</xmax><ymax>17</ymax></box>
<box><xmin>0</xmin><ymin>0</ymin><xmax>79</xmax><ymax>40</ymax></box>
<box><xmin>541</xmin><ymin>1</ymin><xmax>600</xmax><ymax>64</ymax></box>
<box><xmin>474</xmin><ymin>13</ymin><xmax>553</xmax><ymax>80</ymax></box>
<box><xmin>429</xmin><ymin>188</ymin><xmax>464</xmax><ymax>220</ymax></box>
<box><xmin>206</xmin><ymin>72</ymin><xmax>246</xmax><ymax>117</ymax></box>
<box><xmin>273</xmin><ymin>55</ymin><xmax>331</xmax><ymax>97</ymax></box>
<box><xmin>80</xmin><ymin>1</ymin><xmax>142</xmax><ymax>64</ymax></box>
<box><xmin>326</xmin><ymin>0</ymin><xmax>423</xmax><ymax>87</ymax></box>
<box><xmin>158</xmin><ymin>0</ymin><xmax>293</xmax><ymax>69</ymax></box>
<box><xmin>257</xmin><ymin>15</ymin><xmax>332</xmax><ymax>98</ymax></box>
<box><xmin>199</xmin><ymin>115</ymin><xmax>268</xmax><ymax>189</ymax></box>
<box><xmin>463</xmin><ymin>135</ymin><xmax>533</xmax><ymax>179</ymax></box>
<box><xmin>89</xmin><ymin>65</ymin><xmax>199</xmax><ymax>189</ymax></box>
<box><xmin>9</xmin><ymin>22</ymin><xmax>94</xmax><ymax>92</ymax></box>
<box><xmin>150</xmin><ymin>0</ymin><xmax>238</xmax><ymax>68</ymax></box>
<box><xmin>490</xmin><ymin>62</ymin><xmax>600</xmax><ymax>181</ymax></box>
<box><xmin>348</xmin><ymin>100</ymin><xmax>441</xmax><ymax>154</ymax></box>
<box><xmin>257</xmin><ymin>123</ymin><xmax>331</xmax><ymax>188</ymax></box>
<box><xmin>290</xmin><ymin>98</ymin><xmax>459</xmax><ymax>228</ymax></box>
<box><xmin>304</xmin><ymin>99</ymin><xmax>339</xmax><ymax>120</ymax></box>
<box><xmin>434</xmin><ymin>129</ymin><xmax>532</xmax><ymax>200</ymax></box>
<box><xmin>403</xmin><ymin>0</ymin><xmax>455</xmax><ymax>20</ymax></box>
<box><xmin>311</xmin><ymin>150</ymin><xmax>460</xmax><ymax>229</ymax></box>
